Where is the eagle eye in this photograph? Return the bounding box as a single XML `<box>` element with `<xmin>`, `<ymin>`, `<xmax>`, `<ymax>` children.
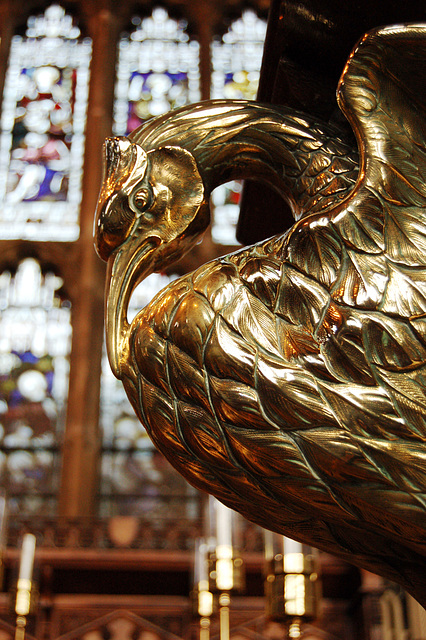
<box><xmin>133</xmin><ymin>188</ymin><xmax>150</xmax><ymax>211</ymax></box>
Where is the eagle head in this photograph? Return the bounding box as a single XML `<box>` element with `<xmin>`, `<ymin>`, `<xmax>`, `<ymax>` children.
<box><xmin>94</xmin><ymin>134</ymin><xmax>208</xmax><ymax>378</ymax></box>
<box><xmin>95</xmin><ymin>136</ymin><xmax>208</xmax><ymax>264</ymax></box>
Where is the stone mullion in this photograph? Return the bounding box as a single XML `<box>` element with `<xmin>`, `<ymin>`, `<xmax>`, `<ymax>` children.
<box><xmin>0</xmin><ymin>1</ymin><xmax>17</xmax><ymax>112</ymax></box>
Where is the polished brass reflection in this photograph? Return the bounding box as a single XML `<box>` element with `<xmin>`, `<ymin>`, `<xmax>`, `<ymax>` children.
<box><xmin>94</xmin><ymin>25</ymin><xmax>426</xmax><ymax>604</ymax></box>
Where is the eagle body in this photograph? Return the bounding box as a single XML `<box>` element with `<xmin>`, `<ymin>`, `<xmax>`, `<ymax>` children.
<box><xmin>95</xmin><ymin>24</ymin><xmax>426</xmax><ymax>603</ymax></box>
<box><xmin>123</xmin><ymin>215</ymin><xmax>426</xmax><ymax>600</ymax></box>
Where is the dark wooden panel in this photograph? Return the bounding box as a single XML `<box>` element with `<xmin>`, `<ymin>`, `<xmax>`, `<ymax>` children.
<box><xmin>237</xmin><ymin>0</ymin><xmax>426</xmax><ymax>245</ymax></box>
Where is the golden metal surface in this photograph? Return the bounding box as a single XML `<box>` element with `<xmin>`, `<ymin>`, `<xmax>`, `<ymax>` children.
<box><xmin>95</xmin><ymin>25</ymin><xmax>426</xmax><ymax>603</ymax></box>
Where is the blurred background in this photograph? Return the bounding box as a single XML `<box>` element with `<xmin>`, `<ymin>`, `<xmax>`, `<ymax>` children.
<box><xmin>0</xmin><ymin>1</ymin><xmax>424</xmax><ymax>638</ymax></box>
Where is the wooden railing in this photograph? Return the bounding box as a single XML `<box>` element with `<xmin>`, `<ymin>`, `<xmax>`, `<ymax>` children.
<box><xmin>6</xmin><ymin>512</ymin><xmax>264</xmax><ymax>552</ymax></box>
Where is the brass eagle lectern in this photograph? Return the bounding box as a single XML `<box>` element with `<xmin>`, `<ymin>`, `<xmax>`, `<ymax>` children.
<box><xmin>95</xmin><ymin>24</ymin><xmax>426</xmax><ymax>604</ymax></box>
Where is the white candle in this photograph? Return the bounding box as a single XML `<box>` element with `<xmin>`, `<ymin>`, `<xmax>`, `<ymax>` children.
<box><xmin>283</xmin><ymin>537</ymin><xmax>304</xmax><ymax>574</ymax></box>
<box><xmin>264</xmin><ymin>530</ymin><xmax>275</xmax><ymax>561</ymax></box>
<box><xmin>283</xmin><ymin>537</ymin><xmax>303</xmax><ymax>555</ymax></box>
<box><xmin>18</xmin><ymin>534</ymin><xmax>36</xmax><ymax>582</ymax></box>
<box><xmin>194</xmin><ymin>538</ymin><xmax>209</xmax><ymax>586</ymax></box>
<box><xmin>216</xmin><ymin>502</ymin><xmax>233</xmax><ymax>547</ymax></box>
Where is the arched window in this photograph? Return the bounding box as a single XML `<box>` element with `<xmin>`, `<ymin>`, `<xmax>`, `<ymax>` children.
<box><xmin>0</xmin><ymin>258</ymin><xmax>72</xmax><ymax>515</ymax></box>
<box><xmin>211</xmin><ymin>10</ymin><xmax>266</xmax><ymax>101</ymax></box>
<box><xmin>0</xmin><ymin>1</ymin><xmax>268</xmax><ymax>524</ymax></box>
<box><xmin>97</xmin><ymin>7</ymin><xmax>204</xmax><ymax>520</ymax></box>
<box><xmin>210</xmin><ymin>11</ymin><xmax>267</xmax><ymax>246</ymax></box>
<box><xmin>0</xmin><ymin>4</ymin><xmax>91</xmax><ymax>241</ymax></box>
<box><xmin>113</xmin><ymin>7</ymin><xmax>200</xmax><ymax>136</ymax></box>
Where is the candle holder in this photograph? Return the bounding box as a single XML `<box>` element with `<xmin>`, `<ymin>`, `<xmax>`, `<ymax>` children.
<box><xmin>207</xmin><ymin>547</ymin><xmax>245</xmax><ymax>595</ymax></box>
<box><xmin>205</xmin><ymin>498</ymin><xmax>246</xmax><ymax>640</ymax></box>
<box><xmin>10</xmin><ymin>577</ymin><xmax>39</xmax><ymax>640</ymax></box>
<box><xmin>206</xmin><ymin>497</ymin><xmax>245</xmax><ymax>595</ymax></box>
<box><xmin>264</xmin><ymin>532</ymin><xmax>321</xmax><ymax>638</ymax></box>
<box><xmin>207</xmin><ymin>550</ymin><xmax>245</xmax><ymax>640</ymax></box>
<box><xmin>10</xmin><ymin>578</ymin><xmax>39</xmax><ymax>617</ymax></box>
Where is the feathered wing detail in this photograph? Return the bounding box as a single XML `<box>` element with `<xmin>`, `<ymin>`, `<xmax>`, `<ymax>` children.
<box><xmin>330</xmin><ymin>26</ymin><xmax>426</xmax><ymax>442</ymax></box>
<box><xmin>275</xmin><ymin>25</ymin><xmax>426</xmax><ymax>442</ymax></box>
<box><xmin>337</xmin><ymin>26</ymin><xmax>426</xmax><ymax>265</ymax></box>
<box><xmin>285</xmin><ymin>25</ymin><xmax>426</xmax><ymax>285</ymax></box>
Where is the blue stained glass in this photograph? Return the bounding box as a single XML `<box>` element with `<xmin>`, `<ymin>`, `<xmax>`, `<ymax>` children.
<box><xmin>7</xmin><ymin>65</ymin><xmax>74</xmax><ymax>204</ymax></box>
<box><xmin>16</xmin><ymin>351</ymin><xmax>39</xmax><ymax>365</ymax></box>
<box><xmin>106</xmin><ymin>8</ymin><xmax>201</xmax><ymax>514</ymax></box>
<box><xmin>0</xmin><ymin>259</ymin><xmax>72</xmax><ymax>515</ymax></box>
<box><xmin>210</xmin><ymin>10</ymin><xmax>266</xmax><ymax>100</ymax></box>
<box><xmin>1</xmin><ymin>353</ymin><xmax>55</xmax><ymax>428</ymax></box>
<box><xmin>0</xmin><ymin>350</ymin><xmax>61</xmax><ymax>511</ymax></box>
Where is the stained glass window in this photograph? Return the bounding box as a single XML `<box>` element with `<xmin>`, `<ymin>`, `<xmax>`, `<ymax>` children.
<box><xmin>100</xmin><ymin>7</ymin><xmax>201</xmax><ymax>518</ymax></box>
<box><xmin>210</xmin><ymin>10</ymin><xmax>267</xmax><ymax>245</ymax></box>
<box><xmin>211</xmin><ymin>10</ymin><xmax>266</xmax><ymax>101</ymax></box>
<box><xmin>113</xmin><ymin>7</ymin><xmax>200</xmax><ymax>135</ymax></box>
<box><xmin>0</xmin><ymin>5</ymin><xmax>92</xmax><ymax>241</ymax></box>
<box><xmin>0</xmin><ymin>258</ymin><xmax>72</xmax><ymax>515</ymax></box>
<box><xmin>99</xmin><ymin>273</ymin><xmax>199</xmax><ymax>519</ymax></box>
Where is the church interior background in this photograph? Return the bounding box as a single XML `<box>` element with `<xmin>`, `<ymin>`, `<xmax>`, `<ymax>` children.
<box><xmin>0</xmin><ymin>0</ymin><xmax>424</xmax><ymax>638</ymax></box>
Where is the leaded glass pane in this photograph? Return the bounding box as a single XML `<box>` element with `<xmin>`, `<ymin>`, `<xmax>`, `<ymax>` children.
<box><xmin>210</xmin><ymin>10</ymin><xmax>266</xmax><ymax>100</ymax></box>
<box><xmin>0</xmin><ymin>258</ymin><xmax>72</xmax><ymax>515</ymax></box>
<box><xmin>99</xmin><ymin>273</ymin><xmax>198</xmax><ymax>518</ymax></box>
<box><xmin>113</xmin><ymin>7</ymin><xmax>200</xmax><ymax>135</ymax></box>
<box><xmin>210</xmin><ymin>11</ymin><xmax>267</xmax><ymax>245</ymax></box>
<box><xmin>0</xmin><ymin>5</ymin><xmax>92</xmax><ymax>241</ymax></box>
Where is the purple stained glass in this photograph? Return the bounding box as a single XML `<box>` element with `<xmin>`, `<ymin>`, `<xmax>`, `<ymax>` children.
<box><xmin>113</xmin><ymin>8</ymin><xmax>200</xmax><ymax>136</ymax></box>
<box><xmin>126</xmin><ymin>70</ymin><xmax>190</xmax><ymax>133</ymax></box>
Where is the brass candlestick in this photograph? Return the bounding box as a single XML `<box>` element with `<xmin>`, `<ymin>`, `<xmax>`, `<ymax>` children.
<box><xmin>206</xmin><ymin>498</ymin><xmax>245</xmax><ymax>640</ymax></box>
<box><xmin>264</xmin><ymin>531</ymin><xmax>321</xmax><ymax>638</ymax></box>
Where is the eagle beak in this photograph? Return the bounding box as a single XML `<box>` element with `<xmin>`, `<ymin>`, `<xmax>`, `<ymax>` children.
<box><xmin>104</xmin><ymin>233</ymin><xmax>160</xmax><ymax>379</ymax></box>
